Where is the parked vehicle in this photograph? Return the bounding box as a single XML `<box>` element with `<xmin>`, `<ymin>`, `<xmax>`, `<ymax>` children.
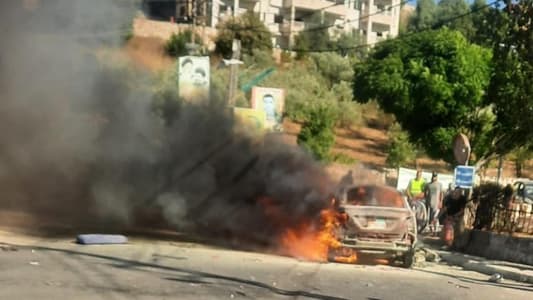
<box><xmin>513</xmin><ymin>180</ymin><xmax>533</xmax><ymax>204</ymax></box>
<box><xmin>330</xmin><ymin>185</ymin><xmax>417</xmax><ymax>268</ymax></box>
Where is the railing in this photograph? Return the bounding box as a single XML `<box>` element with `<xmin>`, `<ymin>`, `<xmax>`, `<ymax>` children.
<box><xmin>491</xmin><ymin>205</ymin><xmax>533</xmax><ymax>234</ymax></box>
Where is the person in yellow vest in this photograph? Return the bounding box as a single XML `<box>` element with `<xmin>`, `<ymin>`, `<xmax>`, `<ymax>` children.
<box><xmin>406</xmin><ymin>170</ymin><xmax>426</xmax><ymax>201</ymax></box>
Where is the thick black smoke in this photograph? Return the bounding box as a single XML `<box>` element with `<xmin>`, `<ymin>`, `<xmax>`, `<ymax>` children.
<box><xmin>0</xmin><ymin>0</ymin><xmax>333</xmax><ymax>245</ymax></box>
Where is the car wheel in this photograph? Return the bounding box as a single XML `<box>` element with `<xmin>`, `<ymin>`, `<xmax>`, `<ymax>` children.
<box><xmin>327</xmin><ymin>248</ymin><xmax>336</xmax><ymax>262</ymax></box>
<box><xmin>401</xmin><ymin>250</ymin><xmax>415</xmax><ymax>268</ymax></box>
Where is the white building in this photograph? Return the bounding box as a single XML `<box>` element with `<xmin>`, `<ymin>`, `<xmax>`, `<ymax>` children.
<box><xmin>143</xmin><ymin>0</ymin><xmax>401</xmax><ymax>48</ymax></box>
<box><xmin>359</xmin><ymin>0</ymin><xmax>401</xmax><ymax>45</ymax></box>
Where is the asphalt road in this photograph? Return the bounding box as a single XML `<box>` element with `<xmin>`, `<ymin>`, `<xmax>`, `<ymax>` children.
<box><xmin>1</xmin><ymin>232</ymin><xmax>532</xmax><ymax>300</ymax></box>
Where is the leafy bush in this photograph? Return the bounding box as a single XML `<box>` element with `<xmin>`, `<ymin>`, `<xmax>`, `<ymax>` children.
<box><xmin>335</xmin><ymin>100</ymin><xmax>363</xmax><ymax>129</ymax></box>
<box><xmin>294</xmin><ymin>13</ymin><xmax>332</xmax><ymax>59</ymax></box>
<box><xmin>310</xmin><ymin>53</ymin><xmax>354</xmax><ymax>87</ymax></box>
<box><xmin>297</xmin><ymin>104</ymin><xmax>337</xmax><ymax>161</ymax></box>
<box><xmin>165</xmin><ymin>30</ymin><xmax>202</xmax><ymax>57</ymax></box>
<box><xmin>215</xmin><ymin>12</ymin><xmax>273</xmax><ymax>58</ymax></box>
<box><xmin>242</xmin><ymin>49</ymin><xmax>275</xmax><ymax>68</ymax></box>
<box><xmin>385</xmin><ymin>123</ymin><xmax>417</xmax><ymax>168</ymax></box>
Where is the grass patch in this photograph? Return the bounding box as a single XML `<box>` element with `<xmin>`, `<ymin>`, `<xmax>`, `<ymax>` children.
<box><xmin>331</xmin><ymin>152</ymin><xmax>357</xmax><ymax>165</ymax></box>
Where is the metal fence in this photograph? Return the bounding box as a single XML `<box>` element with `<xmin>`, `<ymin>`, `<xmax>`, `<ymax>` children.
<box><xmin>488</xmin><ymin>205</ymin><xmax>533</xmax><ymax>234</ymax></box>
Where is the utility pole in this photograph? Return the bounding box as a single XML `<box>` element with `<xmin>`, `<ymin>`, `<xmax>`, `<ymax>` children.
<box><xmin>191</xmin><ymin>0</ymin><xmax>196</xmax><ymax>45</ymax></box>
<box><xmin>227</xmin><ymin>39</ymin><xmax>241</xmax><ymax>107</ymax></box>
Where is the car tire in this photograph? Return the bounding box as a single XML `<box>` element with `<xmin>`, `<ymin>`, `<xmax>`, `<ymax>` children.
<box><xmin>401</xmin><ymin>250</ymin><xmax>415</xmax><ymax>268</ymax></box>
<box><xmin>327</xmin><ymin>248</ymin><xmax>336</xmax><ymax>262</ymax></box>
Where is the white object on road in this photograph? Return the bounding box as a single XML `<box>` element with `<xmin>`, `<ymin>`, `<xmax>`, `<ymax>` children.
<box><xmin>76</xmin><ymin>234</ymin><xmax>128</xmax><ymax>245</ymax></box>
<box><xmin>489</xmin><ymin>273</ymin><xmax>503</xmax><ymax>283</ymax></box>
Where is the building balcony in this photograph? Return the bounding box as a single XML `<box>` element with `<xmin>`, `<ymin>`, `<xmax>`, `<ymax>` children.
<box><xmin>368</xmin><ymin>13</ymin><xmax>393</xmax><ymax>26</ymax></box>
<box><xmin>283</xmin><ymin>0</ymin><xmax>352</xmax><ymax>17</ymax></box>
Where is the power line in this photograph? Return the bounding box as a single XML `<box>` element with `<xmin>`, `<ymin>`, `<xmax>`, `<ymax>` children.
<box><xmin>221</xmin><ymin>0</ymin><xmax>409</xmax><ymax>35</ymax></box>
<box><xmin>216</xmin><ymin>1</ymin><xmax>343</xmax><ymax>34</ymax></box>
<box><xmin>294</xmin><ymin>0</ymin><xmax>410</xmax><ymax>35</ymax></box>
<box><xmin>283</xmin><ymin>0</ymin><xmax>502</xmax><ymax>53</ymax></box>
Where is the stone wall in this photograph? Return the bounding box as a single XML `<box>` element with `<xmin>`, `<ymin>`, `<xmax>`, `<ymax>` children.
<box><xmin>133</xmin><ymin>18</ymin><xmax>217</xmax><ymax>50</ymax></box>
<box><xmin>463</xmin><ymin>230</ymin><xmax>533</xmax><ymax>265</ymax></box>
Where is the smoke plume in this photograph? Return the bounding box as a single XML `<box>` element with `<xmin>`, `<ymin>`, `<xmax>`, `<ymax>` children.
<box><xmin>0</xmin><ymin>0</ymin><xmax>334</xmax><ymax>246</ymax></box>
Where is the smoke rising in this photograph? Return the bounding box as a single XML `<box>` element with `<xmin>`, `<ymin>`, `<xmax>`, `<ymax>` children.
<box><xmin>0</xmin><ymin>0</ymin><xmax>334</xmax><ymax>246</ymax></box>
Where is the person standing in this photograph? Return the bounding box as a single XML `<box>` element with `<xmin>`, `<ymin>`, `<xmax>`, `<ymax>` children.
<box><xmin>425</xmin><ymin>171</ymin><xmax>443</xmax><ymax>235</ymax></box>
<box><xmin>406</xmin><ymin>170</ymin><xmax>426</xmax><ymax>201</ymax></box>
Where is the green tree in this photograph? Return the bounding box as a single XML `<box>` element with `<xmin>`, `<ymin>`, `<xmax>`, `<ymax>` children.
<box><xmin>470</xmin><ymin>0</ymin><xmax>506</xmax><ymax>47</ymax></box>
<box><xmin>510</xmin><ymin>146</ymin><xmax>533</xmax><ymax>178</ymax></box>
<box><xmin>309</xmin><ymin>52</ymin><xmax>354</xmax><ymax>88</ymax></box>
<box><xmin>294</xmin><ymin>13</ymin><xmax>332</xmax><ymax>57</ymax></box>
<box><xmin>408</xmin><ymin>0</ymin><xmax>437</xmax><ymax>31</ymax></box>
<box><xmin>483</xmin><ymin>0</ymin><xmax>533</xmax><ymax>166</ymax></box>
<box><xmin>334</xmin><ymin>31</ymin><xmax>364</xmax><ymax>58</ymax></box>
<box><xmin>215</xmin><ymin>12</ymin><xmax>273</xmax><ymax>58</ymax></box>
<box><xmin>386</xmin><ymin>123</ymin><xmax>417</xmax><ymax>168</ymax></box>
<box><xmin>435</xmin><ymin>0</ymin><xmax>475</xmax><ymax>40</ymax></box>
<box><xmin>165</xmin><ymin>30</ymin><xmax>202</xmax><ymax>57</ymax></box>
<box><xmin>297</xmin><ymin>103</ymin><xmax>337</xmax><ymax>161</ymax></box>
<box><xmin>353</xmin><ymin>29</ymin><xmax>492</xmax><ymax>164</ymax></box>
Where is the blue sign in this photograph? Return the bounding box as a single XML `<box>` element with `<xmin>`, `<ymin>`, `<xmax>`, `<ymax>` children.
<box><xmin>455</xmin><ymin>166</ymin><xmax>476</xmax><ymax>188</ymax></box>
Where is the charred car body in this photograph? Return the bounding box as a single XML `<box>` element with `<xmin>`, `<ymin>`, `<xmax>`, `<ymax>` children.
<box><xmin>330</xmin><ymin>185</ymin><xmax>417</xmax><ymax>267</ymax></box>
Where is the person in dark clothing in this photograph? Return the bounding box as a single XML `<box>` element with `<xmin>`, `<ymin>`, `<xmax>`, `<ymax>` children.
<box><xmin>439</xmin><ymin>188</ymin><xmax>467</xmax><ymax>224</ymax></box>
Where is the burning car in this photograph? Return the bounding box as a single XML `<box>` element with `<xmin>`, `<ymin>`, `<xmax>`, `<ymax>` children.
<box><xmin>329</xmin><ymin>184</ymin><xmax>417</xmax><ymax>267</ymax></box>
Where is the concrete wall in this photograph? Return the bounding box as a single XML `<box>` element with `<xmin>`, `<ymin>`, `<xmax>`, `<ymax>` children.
<box><xmin>463</xmin><ymin>230</ymin><xmax>533</xmax><ymax>266</ymax></box>
<box><xmin>133</xmin><ymin>17</ymin><xmax>217</xmax><ymax>50</ymax></box>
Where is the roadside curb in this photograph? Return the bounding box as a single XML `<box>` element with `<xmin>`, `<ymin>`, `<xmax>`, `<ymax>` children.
<box><xmin>438</xmin><ymin>251</ymin><xmax>533</xmax><ymax>284</ymax></box>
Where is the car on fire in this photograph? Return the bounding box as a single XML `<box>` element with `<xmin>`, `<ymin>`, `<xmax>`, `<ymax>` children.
<box><xmin>329</xmin><ymin>184</ymin><xmax>417</xmax><ymax>268</ymax></box>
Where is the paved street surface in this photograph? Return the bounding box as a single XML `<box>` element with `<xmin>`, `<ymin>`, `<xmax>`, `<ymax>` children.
<box><xmin>1</xmin><ymin>231</ymin><xmax>532</xmax><ymax>300</ymax></box>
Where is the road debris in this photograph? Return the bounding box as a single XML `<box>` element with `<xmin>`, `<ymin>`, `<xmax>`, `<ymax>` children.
<box><xmin>0</xmin><ymin>245</ymin><xmax>18</xmax><ymax>251</ymax></box>
<box><xmin>489</xmin><ymin>273</ymin><xmax>503</xmax><ymax>283</ymax></box>
<box><xmin>76</xmin><ymin>234</ymin><xmax>128</xmax><ymax>245</ymax></box>
<box><xmin>422</xmin><ymin>248</ymin><xmax>440</xmax><ymax>262</ymax></box>
<box><xmin>235</xmin><ymin>291</ymin><xmax>246</xmax><ymax>296</ymax></box>
<box><xmin>29</xmin><ymin>261</ymin><xmax>40</xmax><ymax>266</ymax></box>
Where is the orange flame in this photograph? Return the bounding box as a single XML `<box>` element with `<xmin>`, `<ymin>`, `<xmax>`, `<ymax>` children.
<box><xmin>278</xmin><ymin>199</ymin><xmax>357</xmax><ymax>264</ymax></box>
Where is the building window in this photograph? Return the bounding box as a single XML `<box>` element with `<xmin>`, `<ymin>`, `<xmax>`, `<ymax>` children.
<box><xmin>377</xmin><ymin>32</ymin><xmax>383</xmax><ymax>37</ymax></box>
<box><xmin>274</xmin><ymin>14</ymin><xmax>283</xmax><ymax>24</ymax></box>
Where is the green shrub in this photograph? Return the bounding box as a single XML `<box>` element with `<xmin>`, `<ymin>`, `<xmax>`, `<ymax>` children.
<box><xmin>215</xmin><ymin>12</ymin><xmax>273</xmax><ymax>58</ymax></box>
<box><xmin>335</xmin><ymin>101</ymin><xmax>364</xmax><ymax>128</ymax></box>
<box><xmin>242</xmin><ymin>49</ymin><xmax>275</xmax><ymax>68</ymax></box>
<box><xmin>165</xmin><ymin>30</ymin><xmax>202</xmax><ymax>57</ymax></box>
<box><xmin>297</xmin><ymin>104</ymin><xmax>337</xmax><ymax>161</ymax></box>
<box><xmin>385</xmin><ymin>123</ymin><xmax>416</xmax><ymax>168</ymax></box>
